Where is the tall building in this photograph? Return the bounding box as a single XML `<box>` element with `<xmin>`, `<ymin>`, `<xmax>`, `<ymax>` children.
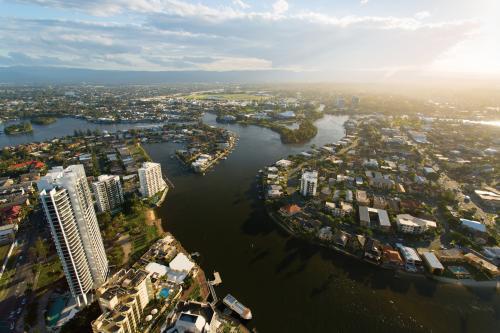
<box><xmin>38</xmin><ymin>165</ymin><xmax>108</xmax><ymax>306</ymax></box>
<box><xmin>335</xmin><ymin>97</ymin><xmax>345</xmax><ymax>109</ymax></box>
<box><xmin>351</xmin><ymin>96</ymin><xmax>360</xmax><ymax>108</ymax></box>
<box><xmin>300</xmin><ymin>170</ymin><xmax>318</xmax><ymax>197</ymax></box>
<box><xmin>92</xmin><ymin>175</ymin><xmax>124</xmax><ymax>213</ymax></box>
<box><xmin>138</xmin><ymin>162</ymin><xmax>167</xmax><ymax>198</ymax></box>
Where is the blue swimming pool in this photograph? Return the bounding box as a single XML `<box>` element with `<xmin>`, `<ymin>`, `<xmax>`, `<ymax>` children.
<box><xmin>159</xmin><ymin>288</ymin><xmax>170</xmax><ymax>298</ymax></box>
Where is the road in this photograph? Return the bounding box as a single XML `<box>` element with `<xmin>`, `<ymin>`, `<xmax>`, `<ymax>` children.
<box><xmin>416</xmin><ymin>144</ymin><xmax>496</xmax><ymax>226</ymax></box>
<box><xmin>0</xmin><ymin>210</ymin><xmax>43</xmax><ymax>332</ymax></box>
<box><xmin>438</xmin><ymin>173</ymin><xmax>496</xmax><ymax>225</ymax></box>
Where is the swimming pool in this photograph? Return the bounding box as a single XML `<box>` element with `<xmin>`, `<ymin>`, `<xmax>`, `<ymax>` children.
<box><xmin>159</xmin><ymin>288</ymin><xmax>170</xmax><ymax>299</ymax></box>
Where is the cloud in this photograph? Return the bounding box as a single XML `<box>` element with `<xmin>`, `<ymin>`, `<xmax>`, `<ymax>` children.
<box><xmin>0</xmin><ymin>51</ymin><xmax>66</xmax><ymax>66</ymax></box>
<box><xmin>1</xmin><ymin>1</ymin><xmax>481</xmax><ymax>73</ymax></box>
<box><xmin>360</xmin><ymin>0</ymin><xmax>369</xmax><ymax>5</ymax></box>
<box><xmin>232</xmin><ymin>0</ymin><xmax>250</xmax><ymax>9</ymax></box>
<box><xmin>415</xmin><ymin>11</ymin><xmax>431</xmax><ymax>20</ymax></box>
<box><xmin>273</xmin><ymin>0</ymin><xmax>289</xmax><ymax>15</ymax></box>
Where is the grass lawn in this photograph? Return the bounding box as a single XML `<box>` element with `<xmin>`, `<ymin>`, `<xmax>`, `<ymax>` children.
<box><xmin>0</xmin><ymin>243</ymin><xmax>12</xmax><ymax>263</ymax></box>
<box><xmin>130</xmin><ymin>225</ymin><xmax>158</xmax><ymax>261</ymax></box>
<box><xmin>36</xmin><ymin>258</ymin><xmax>64</xmax><ymax>291</ymax></box>
<box><xmin>184</xmin><ymin>93</ymin><xmax>268</xmax><ymax>101</ymax></box>
<box><xmin>128</xmin><ymin>143</ymin><xmax>152</xmax><ymax>163</ymax></box>
<box><xmin>0</xmin><ymin>249</ymin><xmax>18</xmax><ymax>294</ymax></box>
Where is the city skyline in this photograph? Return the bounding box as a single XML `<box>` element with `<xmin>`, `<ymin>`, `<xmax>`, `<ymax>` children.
<box><xmin>1</xmin><ymin>0</ymin><xmax>499</xmax><ymax>80</ymax></box>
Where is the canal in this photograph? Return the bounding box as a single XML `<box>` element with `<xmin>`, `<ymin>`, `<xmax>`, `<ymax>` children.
<box><xmin>1</xmin><ymin>114</ymin><xmax>498</xmax><ymax>332</ymax></box>
<box><xmin>146</xmin><ymin>113</ymin><xmax>500</xmax><ymax>333</ymax></box>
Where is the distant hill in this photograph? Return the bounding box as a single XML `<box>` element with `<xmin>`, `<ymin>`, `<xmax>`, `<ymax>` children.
<box><xmin>0</xmin><ymin>66</ymin><xmax>319</xmax><ymax>85</ymax></box>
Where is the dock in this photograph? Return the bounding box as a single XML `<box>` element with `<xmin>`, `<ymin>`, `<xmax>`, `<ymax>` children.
<box><xmin>164</xmin><ymin>175</ymin><xmax>175</xmax><ymax>189</ymax></box>
<box><xmin>208</xmin><ymin>271</ymin><xmax>222</xmax><ymax>307</ymax></box>
<box><xmin>210</xmin><ymin>271</ymin><xmax>222</xmax><ymax>286</ymax></box>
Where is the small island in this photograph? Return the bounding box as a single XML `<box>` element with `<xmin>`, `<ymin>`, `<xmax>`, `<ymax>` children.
<box><xmin>272</xmin><ymin>120</ymin><xmax>318</xmax><ymax>144</ymax></box>
<box><xmin>4</xmin><ymin>122</ymin><xmax>33</xmax><ymax>135</ymax></box>
<box><xmin>31</xmin><ymin>116</ymin><xmax>57</xmax><ymax>125</ymax></box>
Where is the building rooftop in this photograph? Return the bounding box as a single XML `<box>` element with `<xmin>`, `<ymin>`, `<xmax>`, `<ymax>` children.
<box><xmin>422</xmin><ymin>252</ymin><xmax>444</xmax><ymax>270</ymax></box>
<box><xmin>460</xmin><ymin>218</ymin><xmax>487</xmax><ymax>233</ymax></box>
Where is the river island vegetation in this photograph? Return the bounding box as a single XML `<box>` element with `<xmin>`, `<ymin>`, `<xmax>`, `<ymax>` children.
<box><xmin>4</xmin><ymin>122</ymin><xmax>33</xmax><ymax>135</ymax></box>
<box><xmin>30</xmin><ymin>116</ymin><xmax>57</xmax><ymax>125</ymax></box>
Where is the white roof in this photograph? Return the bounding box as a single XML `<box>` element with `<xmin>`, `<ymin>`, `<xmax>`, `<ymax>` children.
<box><xmin>169</xmin><ymin>253</ymin><xmax>195</xmax><ymax>272</ymax></box>
<box><xmin>396</xmin><ymin>244</ymin><xmax>421</xmax><ymax>262</ymax></box>
<box><xmin>145</xmin><ymin>262</ymin><xmax>168</xmax><ymax>277</ymax></box>
<box><xmin>275</xmin><ymin>159</ymin><xmax>292</xmax><ymax>167</ymax></box>
<box><xmin>460</xmin><ymin>218</ymin><xmax>487</xmax><ymax>233</ymax></box>
<box><xmin>396</xmin><ymin>214</ymin><xmax>437</xmax><ymax>229</ymax></box>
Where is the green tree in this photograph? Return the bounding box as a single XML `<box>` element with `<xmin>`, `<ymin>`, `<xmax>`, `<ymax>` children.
<box><xmin>34</xmin><ymin>237</ymin><xmax>49</xmax><ymax>262</ymax></box>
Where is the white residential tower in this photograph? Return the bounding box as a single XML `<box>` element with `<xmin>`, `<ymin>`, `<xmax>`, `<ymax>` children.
<box><xmin>300</xmin><ymin>170</ymin><xmax>318</xmax><ymax>197</ymax></box>
<box><xmin>92</xmin><ymin>175</ymin><xmax>124</xmax><ymax>213</ymax></box>
<box><xmin>138</xmin><ymin>162</ymin><xmax>167</xmax><ymax>198</ymax></box>
<box><xmin>38</xmin><ymin>165</ymin><xmax>108</xmax><ymax>306</ymax></box>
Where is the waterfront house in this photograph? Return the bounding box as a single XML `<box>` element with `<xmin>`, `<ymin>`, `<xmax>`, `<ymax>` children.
<box><xmin>483</xmin><ymin>247</ymin><xmax>500</xmax><ymax>266</ymax></box>
<box><xmin>280</xmin><ymin>204</ymin><xmax>302</xmax><ymax>217</ymax></box>
<box><xmin>333</xmin><ymin>230</ymin><xmax>350</xmax><ymax>248</ymax></box>
<box><xmin>396</xmin><ymin>244</ymin><xmax>422</xmax><ymax>266</ymax></box>
<box><xmin>464</xmin><ymin>253</ymin><xmax>499</xmax><ymax>277</ymax></box>
<box><xmin>364</xmin><ymin>238</ymin><xmax>382</xmax><ymax>262</ymax></box>
<box><xmin>347</xmin><ymin>234</ymin><xmax>366</xmax><ymax>255</ymax></box>
<box><xmin>275</xmin><ymin>159</ymin><xmax>293</xmax><ymax>168</ymax></box>
<box><xmin>421</xmin><ymin>252</ymin><xmax>445</xmax><ymax>275</ymax></box>
<box><xmin>318</xmin><ymin>226</ymin><xmax>333</xmax><ymax>241</ymax></box>
<box><xmin>382</xmin><ymin>247</ymin><xmax>403</xmax><ymax>267</ymax></box>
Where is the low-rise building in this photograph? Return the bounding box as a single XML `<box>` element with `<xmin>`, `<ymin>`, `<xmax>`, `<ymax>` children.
<box><xmin>318</xmin><ymin>226</ymin><xmax>333</xmax><ymax>241</ymax></box>
<box><xmin>421</xmin><ymin>252</ymin><xmax>444</xmax><ymax>275</ymax></box>
<box><xmin>0</xmin><ymin>223</ymin><xmax>17</xmax><ymax>244</ymax></box>
<box><xmin>474</xmin><ymin>189</ymin><xmax>500</xmax><ymax>209</ymax></box>
<box><xmin>359</xmin><ymin>206</ymin><xmax>391</xmax><ymax>231</ymax></box>
<box><xmin>396</xmin><ymin>244</ymin><xmax>422</xmax><ymax>266</ymax></box>
<box><xmin>373</xmin><ymin>196</ymin><xmax>388</xmax><ymax>209</ymax></box>
<box><xmin>460</xmin><ymin>218</ymin><xmax>487</xmax><ymax>234</ymax></box>
<box><xmin>355</xmin><ymin>190</ymin><xmax>370</xmax><ymax>206</ymax></box>
<box><xmin>364</xmin><ymin>238</ymin><xmax>382</xmax><ymax>261</ymax></box>
<box><xmin>93</xmin><ymin>269</ymin><xmax>154</xmax><ymax>333</ymax></box>
<box><xmin>395</xmin><ymin>214</ymin><xmax>437</xmax><ymax>234</ymax></box>
<box><xmin>280</xmin><ymin>204</ymin><xmax>301</xmax><ymax>216</ymax></box>
<box><xmin>382</xmin><ymin>247</ymin><xmax>403</xmax><ymax>267</ymax></box>
<box><xmin>464</xmin><ymin>253</ymin><xmax>499</xmax><ymax>277</ymax></box>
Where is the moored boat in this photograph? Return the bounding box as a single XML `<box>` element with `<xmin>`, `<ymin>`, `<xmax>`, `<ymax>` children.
<box><xmin>223</xmin><ymin>294</ymin><xmax>252</xmax><ymax>320</ymax></box>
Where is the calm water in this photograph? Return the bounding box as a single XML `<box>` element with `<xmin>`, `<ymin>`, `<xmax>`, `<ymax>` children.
<box><xmin>0</xmin><ymin>118</ymin><xmax>162</xmax><ymax>148</ymax></box>
<box><xmin>2</xmin><ymin>114</ymin><xmax>499</xmax><ymax>332</ymax></box>
<box><xmin>146</xmin><ymin>113</ymin><xmax>499</xmax><ymax>333</ymax></box>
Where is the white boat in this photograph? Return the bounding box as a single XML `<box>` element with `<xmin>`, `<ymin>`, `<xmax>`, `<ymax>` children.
<box><xmin>223</xmin><ymin>294</ymin><xmax>252</xmax><ymax>320</ymax></box>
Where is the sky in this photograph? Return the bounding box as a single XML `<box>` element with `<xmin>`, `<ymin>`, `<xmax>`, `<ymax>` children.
<box><xmin>0</xmin><ymin>0</ymin><xmax>499</xmax><ymax>79</ymax></box>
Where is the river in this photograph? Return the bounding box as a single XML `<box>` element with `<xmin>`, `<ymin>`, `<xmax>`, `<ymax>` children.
<box><xmin>146</xmin><ymin>113</ymin><xmax>500</xmax><ymax>333</ymax></box>
<box><xmin>2</xmin><ymin>114</ymin><xmax>499</xmax><ymax>332</ymax></box>
<box><xmin>0</xmin><ymin>117</ymin><xmax>162</xmax><ymax>147</ymax></box>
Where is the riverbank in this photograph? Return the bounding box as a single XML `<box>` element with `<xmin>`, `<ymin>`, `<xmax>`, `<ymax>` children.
<box><xmin>268</xmin><ymin>206</ymin><xmax>499</xmax><ymax>289</ymax></box>
<box><xmin>176</xmin><ymin>130</ymin><xmax>238</xmax><ymax>175</ymax></box>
